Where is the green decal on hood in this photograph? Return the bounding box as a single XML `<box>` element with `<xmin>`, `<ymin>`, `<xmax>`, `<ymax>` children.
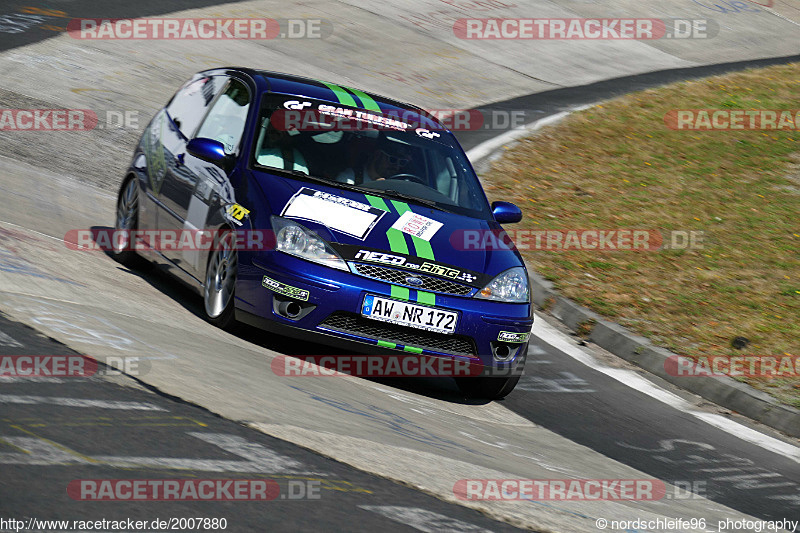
<box><xmin>361</xmin><ymin>195</ymin><xmax>440</xmax><ymax>306</ymax></box>
<box><xmin>389</xmin><ymin>200</ymin><xmax>437</xmax><ymax>306</ymax></box>
<box><xmin>365</xmin><ymin>194</ymin><xmax>410</xmax><ymax>302</ymax></box>
<box><xmin>365</xmin><ymin>195</ymin><xmax>409</xmax><ymax>255</ymax></box>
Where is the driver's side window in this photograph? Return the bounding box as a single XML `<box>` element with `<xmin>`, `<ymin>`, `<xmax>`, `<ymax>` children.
<box><xmin>195</xmin><ymin>79</ymin><xmax>251</xmax><ymax>156</ymax></box>
<box><xmin>165</xmin><ymin>75</ymin><xmax>224</xmax><ymax>138</ymax></box>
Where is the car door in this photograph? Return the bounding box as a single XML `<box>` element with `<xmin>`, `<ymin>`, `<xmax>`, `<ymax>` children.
<box><xmin>154</xmin><ymin>75</ymin><xmax>225</xmax><ymax>272</ymax></box>
<box><xmin>164</xmin><ymin>77</ymin><xmax>252</xmax><ymax>278</ymax></box>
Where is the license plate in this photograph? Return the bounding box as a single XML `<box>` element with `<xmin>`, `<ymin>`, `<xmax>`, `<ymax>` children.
<box><xmin>361</xmin><ymin>295</ymin><xmax>458</xmax><ymax>335</ymax></box>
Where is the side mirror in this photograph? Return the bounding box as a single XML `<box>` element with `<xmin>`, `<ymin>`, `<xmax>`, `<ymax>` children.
<box><xmin>492</xmin><ymin>201</ymin><xmax>522</xmax><ymax>224</ymax></box>
<box><xmin>186</xmin><ymin>138</ymin><xmax>226</xmax><ymax>164</ymax></box>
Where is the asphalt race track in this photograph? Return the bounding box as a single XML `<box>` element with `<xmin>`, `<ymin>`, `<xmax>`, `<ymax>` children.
<box><xmin>1</xmin><ymin>0</ymin><xmax>799</xmax><ymax>532</ymax></box>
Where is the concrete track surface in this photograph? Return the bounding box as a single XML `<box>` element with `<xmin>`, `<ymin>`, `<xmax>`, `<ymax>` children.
<box><xmin>1</xmin><ymin>0</ymin><xmax>799</xmax><ymax>531</ymax></box>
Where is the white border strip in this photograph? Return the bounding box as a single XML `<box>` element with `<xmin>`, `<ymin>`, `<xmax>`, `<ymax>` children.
<box><xmin>466</xmin><ymin>105</ymin><xmax>591</xmax><ymax>163</ymax></box>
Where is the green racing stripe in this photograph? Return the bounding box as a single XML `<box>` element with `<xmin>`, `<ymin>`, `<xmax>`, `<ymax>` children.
<box><xmin>389</xmin><ymin>200</ymin><xmax>437</xmax><ymax>306</ymax></box>
<box><xmin>363</xmin><ymin>195</ymin><xmax>439</xmax><ymax>306</ymax></box>
<box><xmin>319</xmin><ymin>81</ymin><xmax>357</xmax><ymax>107</ymax></box>
<box><xmin>415</xmin><ymin>290</ymin><xmax>436</xmax><ymax>306</ymax></box>
<box><xmin>391</xmin><ymin>285</ymin><xmax>410</xmax><ymax>301</ymax></box>
<box><xmin>361</xmin><ymin>195</ymin><xmax>442</xmax><ymax>351</ymax></box>
<box><xmin>364</xmin><ymin>195</ymin><xmax>408</xmax><ymax>255</ymax></box>
<box><xmin>317</xmin><ymin>80</ymin><xmax>381</xmax><ymax>112</ymax></box>
<box><xmin>378</xmin><ymin>341</ymin><xmax>423</xmax><ymax>354</ymax></box>
<box><xmin>346</xmin><ymin>86</ymin><xmax>381</xmax><ymax>112</ymax></box>
<box><xmin>365</xmin><ymin>194</ymin><xmax>410</xmax><ymax>301</ymax></box>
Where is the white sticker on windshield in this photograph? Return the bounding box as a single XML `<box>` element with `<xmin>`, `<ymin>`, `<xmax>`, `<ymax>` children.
<box><xmin>281</xmin><ymin>188</ymin><xmax>386</xmax><ymax>240</ymax></box>
<box><xmin>391</xmin><ymin>211</ymin><xmax>443</xmax><ymax>242</ymax></box>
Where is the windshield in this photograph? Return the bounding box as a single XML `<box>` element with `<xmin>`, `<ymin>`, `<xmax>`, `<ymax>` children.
<box><xmin>251</xmin><ymin>94</ymin><xmax>493</xmax><ymax>219</ymax></box>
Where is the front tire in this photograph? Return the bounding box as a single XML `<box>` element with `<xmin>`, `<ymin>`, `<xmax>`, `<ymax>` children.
<box><xmin>456</xmin><ymin>345</ymin><xmax>528</xmax><ymax>400</ymax></box>
<box><xmin>203</xmin><ymin>229</ymin><xmax>237</xmax><ymax>329</ymax></box>
<box><xmin>112</xmin><ymin>177</ymin><xmax>140</xmax><ymax>266</ymax></box>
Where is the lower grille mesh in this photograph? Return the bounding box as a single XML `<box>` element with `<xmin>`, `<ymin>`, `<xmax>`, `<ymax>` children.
<box><xmin>320</xmin><ymin>312</ymin><xmax>476</xmax><ymax>356</ymax></box>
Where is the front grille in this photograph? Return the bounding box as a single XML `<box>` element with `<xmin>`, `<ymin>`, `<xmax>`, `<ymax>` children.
<box><xmin>320</xmin><ymin>312</ymin><xmax>476</xmax><ymax>356</ymax></box>
<box><xmin>351</xmin><ymin>263</ymin><xmax>473</xmax><ymax>296</ymax></box>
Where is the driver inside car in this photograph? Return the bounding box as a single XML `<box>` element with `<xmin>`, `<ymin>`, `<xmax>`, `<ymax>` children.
<box><xmin>336</xmin><ymin>142</ymin><xmax>412</xmax><ymax>185</ymax></box>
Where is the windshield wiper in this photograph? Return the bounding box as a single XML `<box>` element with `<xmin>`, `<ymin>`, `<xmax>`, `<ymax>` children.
<box><xmin>256</xmin><ymin>166</ymin><xmax>340</xmax><ymax>186</ymax></box>
<box><xmin>377</xmin><ymin>189</ymin><xmax>455</xmax><ymax>212</ymax></box>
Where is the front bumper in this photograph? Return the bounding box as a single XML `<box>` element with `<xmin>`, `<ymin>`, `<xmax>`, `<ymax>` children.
<box><xmin>235</xmin><ymin>252</ymin><xmax>533</xmax><ymax>368</ymax></box>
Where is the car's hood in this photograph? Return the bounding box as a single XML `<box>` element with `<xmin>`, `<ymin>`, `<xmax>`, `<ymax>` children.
<box><xmin>250</xmin><ymin>171</ymin><xmax>524</xmax><ymax>280</ymax></box>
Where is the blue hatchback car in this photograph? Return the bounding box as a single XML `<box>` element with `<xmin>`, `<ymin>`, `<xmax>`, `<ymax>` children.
<box><xmin>114</xmin><ymin>68</ymin><xmax>533</xmax><ymax>399</ymax></box>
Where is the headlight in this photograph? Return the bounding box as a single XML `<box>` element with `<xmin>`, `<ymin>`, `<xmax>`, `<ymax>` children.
<box><xmin>271</xmin><ymin>216</ymin><xmax>348</xmax><ymax>271</ymax></box>
<box><xmin>475</xmin><ymin>267</ymin><xmax>529</xmax><ymax>303</ymax></box>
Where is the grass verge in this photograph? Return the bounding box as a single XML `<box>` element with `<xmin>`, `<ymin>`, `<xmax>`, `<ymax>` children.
<box><xmin>482</xmin><ymin>62</ymin><xmax>800</xmax><ymax>407</ymax></box>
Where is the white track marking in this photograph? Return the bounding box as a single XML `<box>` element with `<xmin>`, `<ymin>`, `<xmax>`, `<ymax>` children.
<box><xmin>532</xmin><ymin>316</ymin><xmax>800</xmax><ymax>461</ymax></box>
<box><xmin>516</xmin><ymin>369</ymin><xmax>596</xmax><ymax>393</ymax></box>
<box><xmin>0</xmin><ymin>219</ymin><xmax>73</xmax><ymax>244</ymax></box>
<box><xmin>465</xmin><ymin>105</ymin><xmax>592</xmax><ymax>164</ymax></box>
<box><xmin>0</xmin><ymin>329</ymin><xmax>22</xmax><ymax>347</ymax></box>
<box><xmin>0</xmin><ymin>394</ymin><xmax>165</xmax><ymax>411</ymax></box>
<box><xmin>0</xmin><ymin>432</ymin><xmax>313</xmax><ymax>474</ymax></box>
<box><xmin>0</xmin><ymin>437</ymin><xmax>90</xmax><ymax>465</ymax></box>
<box><xmin>3</xmin><ymin>293</ymin><xmax>178</xmax><ymax>360</ymax></box>
<box><xmin>0</xmin><ymin>376</ymin><xmax>65</xmax><ymax>383</ymax></box>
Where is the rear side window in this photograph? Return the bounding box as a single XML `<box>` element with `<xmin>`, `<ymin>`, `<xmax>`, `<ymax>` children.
<box><xmin>165</xmin><ymin>75</ymin><xmax>224</xmax><ymax>138</ymax></box>
<box><xmin>195</xmin><ymin>79</ymin><xmax>251</xmax><ymax>155</ymax></box>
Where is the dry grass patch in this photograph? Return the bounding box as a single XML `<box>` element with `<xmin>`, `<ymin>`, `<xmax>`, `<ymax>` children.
<box><xmin>483</xmin><ymin>63</ymin><xmax>800</xmax><ymax>406</ymax></box>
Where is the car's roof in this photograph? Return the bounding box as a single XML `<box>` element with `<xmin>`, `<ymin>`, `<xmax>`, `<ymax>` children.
<box><xmin>209</xmin><ymin>67</ymin><xmax>441</xmax><ymax>126</ymax></box>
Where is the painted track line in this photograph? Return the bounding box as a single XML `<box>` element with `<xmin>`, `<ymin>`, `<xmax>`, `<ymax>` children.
<box><xmin>533</xmin><ymin>315</ymin><xmax>800</xmax><ymax>461</ymax></box>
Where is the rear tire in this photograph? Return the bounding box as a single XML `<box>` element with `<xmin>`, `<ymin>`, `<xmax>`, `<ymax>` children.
<box><xmin>112</xmin><ymin>177</ymin><xmax>140</xmax><ymax>266</ymax></box>
<box><xmin>203</xmin><ymin>229</ymin><xmax>237</xmax><ymax>330</ymax></box>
